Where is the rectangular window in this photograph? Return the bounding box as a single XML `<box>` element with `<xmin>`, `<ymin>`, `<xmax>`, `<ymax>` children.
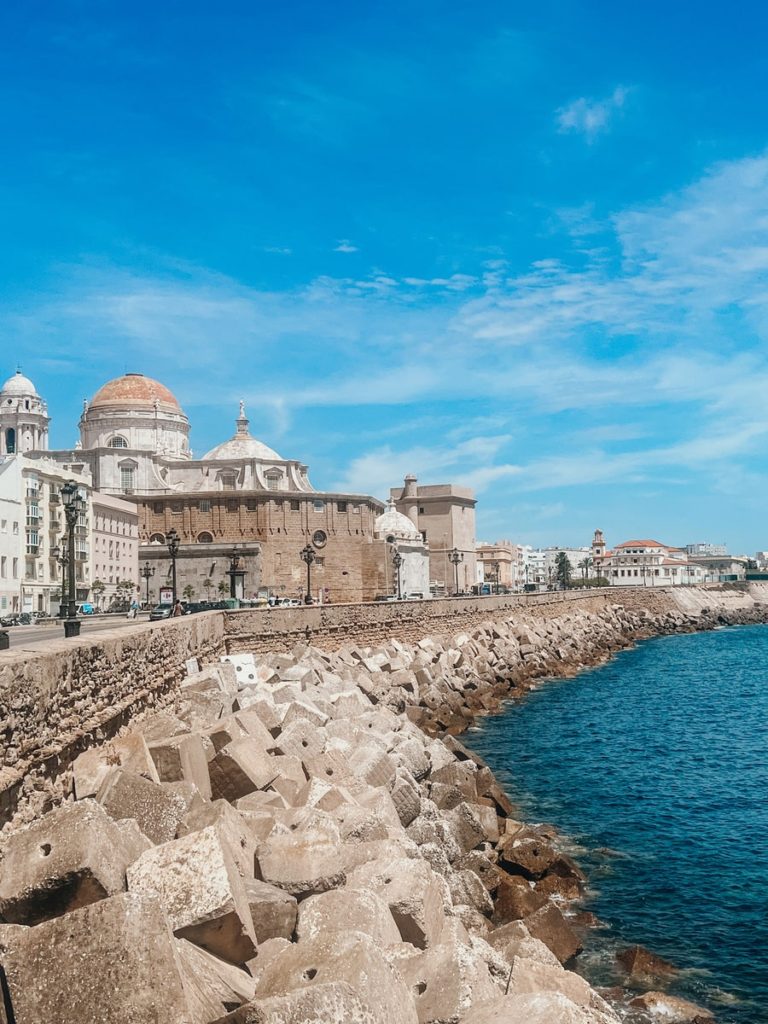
<box><xmin>170</xmin><ymin>501</ymin><xmax>183</xmax><ymax>513</ymax></box>
<box><xmin>313</xmin><ymin>500</ymin><xmax>324</xmax><ymax>511</ymax></box>
<box><xmin>0</xmin><ymin>520</ymin><xmax>5</xmax><ymax>533</ymax></box>
<box><xmin>314</xmin><ymin>556</ymin><xmax>325</xmax><ymax>566</ymax></box>
<box><xmin>12</xmin><ymin>522</ymin><xmax>18</xmax><ymax>535</ymax></box>
<box><xmin>246</xmin><ymin>499</ymin><xmax>258</xmax><ymax>511</ymax></box>
<box><xmin>12</xmin><ymin>558</ymin><xmax>18</xmax><ymax>578</ymax></box>
<box><xmin>419</xmin><ymin>506</ymin><xmax>425</xmax><ymax>514</ymax></box>
<box><xmin>153</xmin><ymin>502</ymin><xmax>163</xmax><ymax>514</ymax></box>
<box><xmin>352</xmin><ymin>504</ymin><xmax>360</xmax><ymax>514</ymax></box>
<box><xmin>120</xmin><ymin>466</ymin><xmax>134</xmax><ymax>492</ymax></box>
<box><xmin>227</xmin><ymin>499</ymin><xmax>238</xmax><ymax>512</ymax></box>
<box><xmin>337</xmin><ymin>501</ymin><xmax>348</xmax><ymax>512</ymax></box>
<box><xmin>290</xmin><ymin>500</ymin><xmax>300</xmax><ymax>511</ymax></box>
<box><xmin>0</xmin><ymin>556</ymin><xmax>5</xmax><ymax>578</ymax></box>
<box><xmin>199</xmin><ymin>500</ymin><xmax>211</xmax><ymax>513</ymax></box>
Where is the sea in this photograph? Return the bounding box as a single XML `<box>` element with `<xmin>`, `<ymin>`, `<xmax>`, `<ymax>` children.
<box><xmin>468</xmin><ymin>624</ymin><xmax>768</xmax><ymax>1023</ymax></box>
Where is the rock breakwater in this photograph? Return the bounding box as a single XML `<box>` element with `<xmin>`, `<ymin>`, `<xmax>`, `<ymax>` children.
<box><xmin>0</xmin><ymin>593</ymin><xmax>764</xmax><ymax>1022</ymax></box>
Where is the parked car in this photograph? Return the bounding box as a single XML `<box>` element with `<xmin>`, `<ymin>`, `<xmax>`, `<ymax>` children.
<box><xmin>149</xmin><ymin>604</ymin><xmax>173</xmax><ymax>621</ymax></box>
<box><xmin>77</xmin><ymin>603</ymin><xmax>95</xmax><ymax>615</ymax></box>
<box><xmin>0</xmin><ymin>614</ymin><xmax>19</xmax><ymax>627</ymax></box>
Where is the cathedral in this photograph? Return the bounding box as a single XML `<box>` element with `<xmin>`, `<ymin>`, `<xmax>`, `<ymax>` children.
<box><xmin>0</xmin><ymin>370</ymin><xmax>438</xmax><ymax>604</ymax></box>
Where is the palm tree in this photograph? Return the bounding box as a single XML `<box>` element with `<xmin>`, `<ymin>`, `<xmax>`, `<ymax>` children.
<box><xmin>217</xmin><ymin>580</ymin><xmax>229</xmax><ymax>598</ymax></box>
<box><xmin>182</xmin><ymin>584</ymin><xmax>195</xmax><ymax>602</ymax></box>
<box><xmin>554</xmin><ymin>552</ymin><xmax>572</xmax><ymax>589</ymax></box>
<box><xmin>203</xmin><ymin>577</ymin><xmax>213</xmax><ymax>601</ymax></box>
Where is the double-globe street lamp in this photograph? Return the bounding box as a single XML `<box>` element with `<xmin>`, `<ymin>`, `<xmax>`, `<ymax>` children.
<box><xmin>299</xmin><ymin>544</ymin><xmax>316</xmax><ymax>605</ymax></box>
<box><xmin>448</xmin><ymin>547</ymin><xmax>464</xmax><ymax>596</ymax></box>
<box><xmin>167</xmin><ymin>528</ymin><xmax>180</xmax><ymax>604</ymax></box>
<box><xmin>391</xmin><ymin>546</ymin><xmax>403</xmax><ymax>601</ymax></box>
<box><xmin>60</xmin><ymin>480</ymin><xmax>85</xmax><ymax>638</ymax></box>
<box><xmin>140</xmin><ymin>562</ymin><xmax>155</xmax><ymax>607</ymax></box>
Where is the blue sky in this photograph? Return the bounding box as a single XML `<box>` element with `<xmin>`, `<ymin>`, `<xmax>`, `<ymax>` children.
<box><xmin>2</xmin><ymin>1</ymin><xmax>768</xmax><ymax>552</ymax></box>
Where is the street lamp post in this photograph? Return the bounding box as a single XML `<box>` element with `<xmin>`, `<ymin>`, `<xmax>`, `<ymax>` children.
<box><xmin>300</xmin><ymin>544</ymin><xmax>316</xmax><ymax>604</ymax></box>
<box><xmin>60</xmin><ymin>480</ymin><xmax>84</xmax><ymax>638</ymax></box>
<box><xmin>491</xmin><ymin>560</ymin><xmax>500</xmax><ymax>595</ymax></box>
<box><xmin>51</xmin><ymin>543</ymin><xmax>68</xmax><ymax>618</ymax></box>
<box><xmin>140</xmin><ymin>562</ymin><xmax>155</xmax><ymax>607</ymax></box>
<box><xmin>391</xmin><ymin>546</ymin><xmax>403</xmax><ymax>600</ymax></box>
<box><xmin>166</xmin><ymin>528</ymin><xmax>180</xmax><ymax>604</ymax></box>
<box><xmin>227</xmin><ymin>546</ymin><xmax>246</xmax><ymax>600</ymax></box>
<box><xmin>448</xmin><ymin>547</ymin><xmax>463</xmax><ymax>596</ymax></box>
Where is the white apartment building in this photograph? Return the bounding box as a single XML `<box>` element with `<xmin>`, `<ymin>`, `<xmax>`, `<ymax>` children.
<box><xmin>0</xmin><ymin>454</ymin><xmax>92</xmax><ymax>615</ymax></box>
<box><xmin>91</xmin><ymin>493</ymin><xmax>140</xmax><ymax>610</ymax></box>
<box><xmin>521</xmin><ymin>545</ymin><xmax>592</xmax><ymax>588</ymax></box>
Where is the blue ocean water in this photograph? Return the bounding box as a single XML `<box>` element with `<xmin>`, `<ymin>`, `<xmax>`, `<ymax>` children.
<box><xmin>468</xmin><ymin>625</ymin><xmax>768</xmax><ymax>1022</ymax></box>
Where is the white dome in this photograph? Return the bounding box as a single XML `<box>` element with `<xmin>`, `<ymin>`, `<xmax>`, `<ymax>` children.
<box><xmin>202</xmin><ymin>402</ymin><xmax>282</xmax><ymax>462</ymax></box>
<box><xmin>204</xmin><ymin>436</ymin><xmax>283</xmax><ymax>461</ymax></box>
<box><xmin>1</xmin><ymin>371</ymin><xmax>39</xmax><ymax>397</ymax></box>
<box><xmin>375</xmin><ymin>499</ymin><xmax>422</xmax><ymax>541</ymax></box>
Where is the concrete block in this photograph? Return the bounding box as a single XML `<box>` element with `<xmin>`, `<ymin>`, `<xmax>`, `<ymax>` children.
<box><xmin>234</xmin><ymin>709</ymin><xmax>279</xmax><ymax>749</ymax></box>
<box><xmin>349</xmin><ymin>857</ymin><xmax>446</xmax><ymax>949</ymax></box>
<box><xmin>96</xmin><ymin>767</ymin><xmax>198</xmax><ymax>845</ymax></box>
<box><xmin>244</xmin><ymin>879</ymin><xmax>298</xmax><ymax>942</ymax></box>
<box><xmin>256</xmin><ymin>831</ymin><xmax>346</xmax><ymax>898</ymax></box>
<box><xmin>221</xmin><ymin>653</ymin><xmax>258</xmax><ymax>686</ymax></box>
<box><xmin>297</xmin><ymin>887</ymin><xmax>401</xmax><ymax>946</ymax></box>
<box><xmin>253</xmin><ymin>931</ymin><xmax>418</xmax><ymax>1024</ymax></box>
<box><xmin>128</xmin><ymin>824</ymin><xmax>257</xmax><ymax>964</ymax></box>
<box><xmin>210</xmin><ymin>981</ymin><xmax>389</xmax><ymax>1023</ymax></box>
<box><xmin>390</xmin><ymin>768</ymin><xmax>422</xmax><ymax>827</ymax></box>
<box><xmin>0</xmin><ymin>799</ymin><xmax>134</xmax><ymax>925</ymax></box>
<box><xmin>73</xmin><ymin>733</ymin><xmax>160</xmax><ymax>799</ymax></box>
<box><xmin>486</xmin><ymin>919</ymin><xmax>561</xmax><ymax>968</ymax></box>
<box><xmin>0</xmin><ymin>893</ymin><xmax>191</xmax><ymax>1023</ymax></box>
<box><xmin>175</xmin><ymin>937</ymin><xmax>256</xmax><ymax>1021</ymax></box>
<box><xmin>272</xmin><ymin>719</ymin><xmax>325</xmax><ymax>759</ymax></box>
<box><xmin>209</xmin><ymin>739</ymin><xmax>280</xmax><ymax>802</ymax></box>
<box><xmin>149</xmin><ymin>732</ymin><xmax>212</xmax><ymax>800</ymax></box>
<box><xmin>177</xmin><ymin>689</ymin><xmax>236</xmax><ymax>730</ymax></box>
<box><xmin>523</xmin><ymin>903</ymin><xmax>583</xmax><ymax>965</ymax></box>
<box><xmin>397</xmin><ymin>936</ymin><xmax>498</xmax><ymax>1024</ymax></box>
<box><xmin>462</xmin><ymin>992</ymin><xmax>611</xmax><ymax>1024</ymax></box>
<box><xmin>507</xmin><ymin>958</ymin><xmax>593</xmax><ymax>1006</ymax></box>
<box><xmin>177</xmin><ymin>799</ymin><xmax>259</xmax><ymax>879</ymax></box>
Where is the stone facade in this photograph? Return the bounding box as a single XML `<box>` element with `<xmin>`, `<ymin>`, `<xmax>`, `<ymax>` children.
<box><xmin>91</xmin><ymin>493</ymin><xmax>140</xmax><ymax>610</ymax></box>
<box><xmin>0</xmin><ymin>371</ymin><xmax>50</xmax><ymax>456</ymax></box>
<box><xmin>139</xmin><ymin>491</ymin><xmax>386</xmax><ymax>604</ymax></box>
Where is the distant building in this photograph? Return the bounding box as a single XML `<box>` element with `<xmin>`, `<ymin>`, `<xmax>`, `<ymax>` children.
<box><xmin>591</xmin><ymin>531</ymin><xmax>707</xmax><ymax>586</ymax></box>
<box><xmin>477</xmin><ymin>541</ymin><xmax>524</xmax><ymax>591</ymax></box>
<box><xmin>520</xmin><ymin>545</ymin><xmax>592</xmax><ymax>588</ymax></box>
<box><xmin>390</xmin><ymin>475</ymin><xmax>476</xmax><ymax>595</ymax></box>
<box><xmin>91</xmin><ymin>492</ymin><xmax>141</xmax><ymax>610</ymax></box>
<box><xmin>687</xmin><ymin>554</ymin><xmax>747</xmax><ymax>582</ymax></box>
<box><xmin>686</xmin><ymin>542</ymin><xmax>728</xmax><ymax>557</ymax></box>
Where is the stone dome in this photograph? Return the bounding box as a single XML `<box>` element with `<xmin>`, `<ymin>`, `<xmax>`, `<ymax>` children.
<box><xmin>375</xmin><ymin>499</ymin><xmax>422</xmax><ymax>542</ymax></box>
<box><xmin>1</xmin><ymin>370</ymin><xmax>39</xmax><ymax>397</ymax></box>
<box><xmin>90</xmin><ymin>373</ymin><xmax>182</xmax><ymax>412</ymax></box>
<box><xmin>203</xmin><ymin>403</ymin><xmax>282</xmax><ymax>462</ymax></box>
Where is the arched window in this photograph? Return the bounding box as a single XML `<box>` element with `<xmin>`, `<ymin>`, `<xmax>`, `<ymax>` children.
<box><xmin>149</xmin><ymin>533</ymin><xmax>165</xmax><ymax>545</ymax></box>
<box><xmin>5</xmin><ymin>428</ymin><xmax>15</xmax><ymax>454</ymax></box>
<box><xmin>197</xmin><ymin>532</ymin><xmax>213</xmax><ymax>543</ymax></box>
<box><xmin>109</xmin><ymin>436</ymin><xmax>128</xmax><ymax>448</ymax></box>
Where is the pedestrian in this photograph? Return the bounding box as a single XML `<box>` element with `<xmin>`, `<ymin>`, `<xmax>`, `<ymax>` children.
<box><xmin>128</xmin><ymin>598</ymin><xmax>139</xmax><ymax>619</ymax></box>
<box><xmin>172</xmin><ymin>598</ymin><xmax>183</xmax><ymax>617</ymax></box>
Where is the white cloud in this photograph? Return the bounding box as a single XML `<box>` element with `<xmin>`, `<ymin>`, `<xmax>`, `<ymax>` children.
<box><xmin>556</xmin><ymin>86</ymin><xmax>628</xmax><ymax>141</ymax></box>
<box><xmin>334</xmin><ymin>240</ymin><xmax>359</xmax><ymax>253</ymax></box>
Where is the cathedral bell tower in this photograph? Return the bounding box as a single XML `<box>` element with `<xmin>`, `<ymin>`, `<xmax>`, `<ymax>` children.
<box><xmin>0</xmin><ymin>370</ymin><xmax>50</xmax><ymax>455</ymax></box>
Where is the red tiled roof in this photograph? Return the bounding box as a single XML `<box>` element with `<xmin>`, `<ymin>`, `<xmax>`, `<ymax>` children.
<box><xmin>91</xmin><ymin>373</ymin><xmax>182</xmax><ymax>411</ymax></box>
<box><xmin>615</xmin><ymin>539</ymin><xmax>667</xmax><ymax>549</ymax></box>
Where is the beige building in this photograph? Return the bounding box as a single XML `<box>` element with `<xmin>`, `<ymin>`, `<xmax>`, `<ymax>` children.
<box><xmin>477</xmin><ymin>541</ymin><xmax>523</xmax><ymax>591</ymax></box>
<box><xmin>91</xmin><ymin>493</ymin><xmax>140</xmax><ymax>610</ymax></box>
<box><xmin>373</xmin><ymin>500</ymin><xmax>430</xmax><ymax>599</ymax></box>
<box><xmin>390</xmin><ymin>475</ymin><xmax>477</xmax><ymax>595</ymax></box>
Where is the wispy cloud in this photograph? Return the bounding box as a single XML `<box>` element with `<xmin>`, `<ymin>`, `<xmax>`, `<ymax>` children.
<box><xmin>556</xmin><ymin>85</ymin><xmax>628</xmax><ymax>141</ymax></box>
<box><xmin>333</xmin><ymin>239</ymin><xmax>359</xmax><ymax>253</ymax></box>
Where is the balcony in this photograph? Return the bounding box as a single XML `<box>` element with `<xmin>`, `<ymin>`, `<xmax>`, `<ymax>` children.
<box><xmin>26</xmin><ymin>545</ymin><xmax>39</xmax><ymax>556</ymax></box>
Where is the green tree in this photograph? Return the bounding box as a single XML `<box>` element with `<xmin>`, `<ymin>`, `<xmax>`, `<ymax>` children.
<box><xmin>217</xmin><ymin>580</ymin><xmax>229</xmax><ymax>597</ymax></box>
<box><xmin>554</xmin><ymin>552</ymin><xmax>572</xmax><ymax>588</ymax></box>
<box><xmin>91</xmin><ymin>579</ymin><xmax>106</xmax><ymax>609</ymax></box>
<box><xmin>203</xmin><ymin>577</ymin><xmax>213</xmax><ymax>601</ymax></box>
<box><xmin>182</xmin><ymin>583</ymin><xmax>195</xmax><ymax>602</ymax></box>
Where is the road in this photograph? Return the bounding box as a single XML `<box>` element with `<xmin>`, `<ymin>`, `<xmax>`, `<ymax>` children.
<box><xmin>0</xmin><ymin>614</ymin><xmax>151</xmax><ymax>650</ymax></box>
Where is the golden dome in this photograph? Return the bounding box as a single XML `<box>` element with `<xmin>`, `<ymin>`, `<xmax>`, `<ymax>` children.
<box><xmin>89</xmin><ymin>373</ymin><xmax>182</xmax><ymax>412</ymax></box>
